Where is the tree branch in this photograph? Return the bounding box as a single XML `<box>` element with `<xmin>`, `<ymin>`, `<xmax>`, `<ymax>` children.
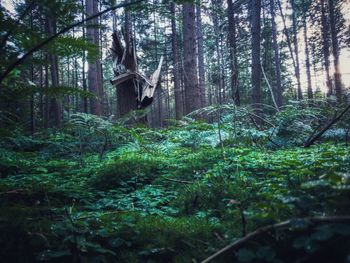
<box><xmin>201</xmin><ymin>216</ymin><xmax>350</xmax><ymax>263</ymax></box>
<box><xmin>304</xmin><ymin>103</ymin><xmax>350</xmax><ymax>147</ymax></box>
<box><xmin>0</xmin><ymin>0</ymin><xmax>145</xmax><ymax>87</ymax></box>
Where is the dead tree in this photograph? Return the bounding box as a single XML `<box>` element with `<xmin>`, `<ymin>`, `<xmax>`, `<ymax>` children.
<box><xmin>110</xmin><ymin>31</ymin><xmax>163</xmax><ymax>118</ymax></box>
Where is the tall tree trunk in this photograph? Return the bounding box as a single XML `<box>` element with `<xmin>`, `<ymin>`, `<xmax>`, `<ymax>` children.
<box><xmin>86</xmin><ymin>0</ymin><xmax>102</xmax><ymax>116</ymax></box>
<box><xmin>81</xmin><ymin>0</ymin><xmax>88</xmax><ymax>113</ymax></box>
<box><xmin>302</xmin><ymin>9</ymin><xmax>313</xmax><ymax>100</ymax></box>
<box><xmin>270</xmin><ymin>0</ymin><xmax>283</xmax><ymax>108</ymax></box>
<box><xmin>39</xmin><ymin>62</ymin><xmax>44</xmax><ymax>128</ymax></box>
<box><xmin>171</xmin><ymin>3</ymin><xmax>183</xmax><ymax>119</ymax></box>
<box><xmin>29</xmin><ymin>10</ymin><xmax>35</xmax><ymax>134</ymax></box>
<box><xmin>95</xmin><ymin>0</ymin><xmax>104</xmax><ymax>113</ymax></box>
<box><xmin>196</xmin><ymin>3</ymin><xmax>206</xmax><ymax>108</ymax></box>
<box><xmin>115</xmin><ymin>2</ymin><xmax>138</xmax><ymax>118</ymax></box>
<box><xmin>328</xmin><ymin>0</ymin><xmax>342</xmax><ymax>101</ymax></box>
<box><xmin>251</xmin><ymin>0</ymin><xmax>262</xmax><ymax>117</ymax></box>
<box><xmin>212</xmin><ymin>0</ymin><xmax>223</xmax><ymax>104</ymax></box>
<box><xmin>227</xmin><ymin>0</ymin><xmax>240</xmax><ymax>105</ymax></box>
<box><xmin>277</xmin><ymin>0</ymin><xmax>296</xmax><ymax>72</ymax></box>
<box><xmin>320</xmin><ymin>0</ymin><xmax>333</xmax><ymax>96</ymax></box>
<box><xmin>183</xmin><ymin>3</ymin><xmax>200</xmax><ymax>114</ymax></box>
<box><xmin>44</xmin><ymin>55</ymin><xmax>49</xmax><ymax>129</ymax></box>
<box><xmin>291</xmin><ymin>0</ymin><xmax>303</xmax><ymax>100</ymax></box>
<box><xmin>45</xmin><ymin>16</ymin><xmax>62</xmax><ymax>127</ymax></box>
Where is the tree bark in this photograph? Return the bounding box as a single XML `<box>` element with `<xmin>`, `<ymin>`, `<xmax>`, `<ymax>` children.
<box><xmin>45</xmin><ymin>16</ymin><xmax>62</xmax><ymax>128</ymax></box>
<box><xmin>212</xmin><ymin>0</ymin><xmax>223</xmax><ymax>105</ymax></box>
<box><xmin>276</xmin><ymin>0</ymin><xmax>296</xmax><ymax>72</ymax></box>
<box><xmin>86</xmin><ymin>0</ymin><xmax>102</xmax><ymax>116</ymax></box>
<box><xmin>302</xmin><ymin>8</ymin><xmax>313</xmax><ymax>100</ymax></box>
<box><xmin>320</xmin><ymin>0</ymin><xmax>333</xmax><ymax>96</ymax></box>
<box><xmin>291</xmin><ymin>0</ymin><xmax>303</xmax><ymax>100</ymax></box>
<box><xmin>171</xmin><ymin>3</ymin><xmax>183</xmax><ymax>119</ymax></box>
<box><xmin>196</xmin><ymin>4</ymin><xmax>206</xmax><ymax>108</ymax></box>
<box><xmin>227</xmin><ymin>0</ymin><xmax>240</xmax><ymax>105</ymax></box>
<box><xmin>328</xmin><ymin>0</ymin><xmax>342</xmax><ymax>101</ymax></box>
<box><xmin>270</xmin><ymin>0</ymin><xmax>283</xmax><ymax>108</ymax></box>
<box><xmin>115</xmin><ymin>3</ymin><xmax>138</xmax><ymax>118</ymax></box>
<box><xmin>251</xmin><ymin>0</ymin><xmax>262</xmax><ymax>118</ymax></box>
<box><xmin>183</xmin><ymin>3</ymin><xmax>201</xmax><ymax>114</ymax></box>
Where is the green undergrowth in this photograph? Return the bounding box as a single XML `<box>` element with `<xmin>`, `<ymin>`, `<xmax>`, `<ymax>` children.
<box><xmin>0</xmin><ymin>125</ymin><xmax>350</xmax><ymax>262</ymax></box>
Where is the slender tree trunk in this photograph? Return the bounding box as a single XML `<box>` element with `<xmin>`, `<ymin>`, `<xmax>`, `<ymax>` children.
<box><xmin>81</xmin><ymin>0</ymin><xmax>88</xmax><ymax>113</ymax></box>
<box><xmin>320</xmin><ymin>0</ymin><xmax>333</xmax><ymax>96</ymax></box>
<box><xmin>29</xmin><ymin>11</ymin><xmax>35</xmax><ymax>134</ymax></box>
<box><xmin>171</xmin><ymin>3</ymin><xmax>183</xmax><ymax>119</ymax></box>
<box><xmin>227</xmin><ymin>0</ymin><xmax>240</xmax><ymax>105</ymax></box>
<box><xmin>276</xmin><ymin>0</ymin><xmax>296</xmax><ymax>71</ymax></box>
<box><xmin>86</xmin><ymin>0</ymin><xmax>102</xmax><ymax>116</ymax></box>
<box><xmin>251</xmin><ymin>0</ymin><xmax>262</xmax><ymax>117</ymax></box>
<box><xmin>302</xmin><ymin>9</ymin><xmax>313</xmax><ymax>100</ymax></box>
<box><xmin>45</xmin><ymin>16</ymin><xmax>62</xmax><ymax>127</ymax></box>
<box><xmin>39</xmin><ymin>62</ymin><xmax>44</xmax><ymax>128</ymax></box>
<box><xmin>44</xmin><ymin>55</ymin><xmax>49</xmax><ymax>129</ymax></box>
<box><xmin>196</xmin><ymin>3</ymin><xmax>206</xmax><ymax>108</ymax></box>
<box><xmin>212</xmin><ymin>0</ymin><xmax>223</xmax><ymax>105</ymax></box>
<box><xmin>291</xmin><ymin>0</ymin><xmax>303</xmax><ymax>100</ymax></box>
<box><xmin>219</xmin><ymin>33</ymin><xmax>226</xmax><ymax>102</ymax></box>
<box><xmin>328</xmin><ymin>0</ymin><xmax>342</xmax><ymax>101</ymax></box>
<box><xmin>183</xmin><ymin>3</ymin><xmax>200</xmax><ymax>114</ymax></box>
<box><xmin>270</xmin><ymin>0</ymin><xmax>283</xmax><ymax>108</ymax></box>
<box><xmin>94</xmin><ymin>0</ymin><xmax>104</xmax><ymax>112</ymax></box>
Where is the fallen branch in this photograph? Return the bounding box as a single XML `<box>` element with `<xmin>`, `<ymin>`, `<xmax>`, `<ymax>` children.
<box><xmin>0</xmin><ymin>0</ymin><xmax>145</xmax><ymax>86</ymax></box>
<box><xmin>164</xmin><ymin>178</ymin><xmax>194</xmax><ymax>184</ymax></box>
<box><xmin>201</xmin><ymin>216</ymin><xmax>350</xmax><ymax>263</ymax></box>
<box><xmin>304</xmin><ymin>103</ymin><xmax>350</xmax><ymax>147</ymax></box>
<box><xmin>261</xmin><ymin>63</ymin><xmax>279</xmax><ymax>112</ymax></box>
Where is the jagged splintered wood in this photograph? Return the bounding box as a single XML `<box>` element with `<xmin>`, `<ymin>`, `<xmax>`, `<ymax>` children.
<box><xmin>110</xmin><ymin>31</ymin><xmax>163</xmax><ymax>117</ymax></box>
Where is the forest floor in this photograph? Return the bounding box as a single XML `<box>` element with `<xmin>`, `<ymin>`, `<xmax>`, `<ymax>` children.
<box><xmin>1</xmin><ymin>117</ymin><xmax>350</xmax><ymax>262</ymax></box>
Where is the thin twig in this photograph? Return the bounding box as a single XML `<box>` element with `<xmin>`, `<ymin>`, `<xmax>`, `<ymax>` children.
<box><xmin>164</xmin><ymin>178</ymin><xmax>194</xmax><ymax>184</ymax></box>
<box><xmin>201</xmin><ymin>216</ymin><xmax>350</xmax><ymax>263</ymax></box>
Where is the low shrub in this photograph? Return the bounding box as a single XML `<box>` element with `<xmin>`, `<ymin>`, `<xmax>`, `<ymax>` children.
<box><xmin>92</xmin><ymin>153</ymin><xmax>166</xmax><ymax>191</ymax></box>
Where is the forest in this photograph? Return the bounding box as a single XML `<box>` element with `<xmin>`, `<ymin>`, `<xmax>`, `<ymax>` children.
<box><xmin>0</xmin><ymin>0</ymin><xmax>350</xmax><ymax>262</ymax></box>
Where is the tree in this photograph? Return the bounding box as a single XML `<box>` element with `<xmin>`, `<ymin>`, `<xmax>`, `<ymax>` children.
<box><xmin>45</xmin><ymin>15</ymin><xmax>62</xmax><ymax>127</ymax></box>
<box><xmin>251</xmin><ymin>0</ymin><xmax>262</xmax><ymax>116</ymax></box>
<box><xmin>269</xmin><ymin>0</ymin><xmax>283</xmax><ymax>108</ymax></box>
<box><xmin>86</xmin><ymin>0</ymin><xmax>102</xmax><ymax>116</ymax></box>
<box><xmin>227</xmin><ymin>0</ymin><xmax>240</xmax><ymax>105</ymax></box>
<box><xmin>115</xmin><ymin>2</ymin><xmax>138</xmax><ymax>118</ymax></box>
<box><xmin>182</xmin><ymin>3</ymin><xmax>201</xmax><ymax>114</ymax></box>
<box><xmin>302</xmin><ymin>3</ymin><xmax>313</xmax><ymax>100</ymax></box>
<box><xmin>320</xmin><ymin>0</ymin><xmax>333</xmax><ymax>96</ymax></box>
<box><xmin>196</xmin><ymin>3</ymin><xmax>206</xmax><ymax>108</ymax></box>
<box><xmin>328</xmin><ymin>0</ymin><xmax>343</xmax><ymax>100</ymax></box>
<box><xmin>171</xmin><ymin>2</ymin><xmax>183</xmax><ymax>119</ymax></box>
<box><xmin>291</xmin><ymin>0</ymin><xmax>303</xmax><ymax>100</ymax></box>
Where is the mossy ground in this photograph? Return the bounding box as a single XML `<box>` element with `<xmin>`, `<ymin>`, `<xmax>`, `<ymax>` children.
<box><xmin>0</xmin><ymin>126</ymin><xmax>350</xmax><ymax>262</ymax></box>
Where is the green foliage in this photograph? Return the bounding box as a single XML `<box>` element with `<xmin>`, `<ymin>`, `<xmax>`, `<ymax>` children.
<box><xmin>0</xmin><ymin>113</ymin><xmax>350</xmax><ymax>262</ymax></box>
<box><xmin>92</xmin><ymin>152</ymin><xmax>165</xmax><ymax>191</ymax></box>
